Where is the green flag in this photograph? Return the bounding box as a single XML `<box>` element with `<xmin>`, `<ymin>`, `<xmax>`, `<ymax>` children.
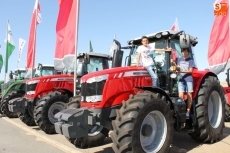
<box><xmin>5</xmin><ymin>21</ymin><xmax>15</xmax><ymax>73</ymax></box>
<box><xmin>89</xmin><ymin>40</ymin><xmax>93</xmax><ymax>52</ymax></box>
<box><xmin>0</xmin><ymin>54</ymin><xmax>3</xmax><ymax>73</ymax></box>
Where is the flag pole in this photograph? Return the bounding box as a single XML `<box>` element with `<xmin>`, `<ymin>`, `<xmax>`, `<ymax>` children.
<box><xmin>73</xmin><ymin>0</ymin><xmax>80</xmax><ymax>97</ymax></box>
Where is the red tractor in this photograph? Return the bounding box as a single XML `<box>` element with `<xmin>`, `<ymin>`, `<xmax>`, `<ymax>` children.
<box><xmin>54</xmin><ymin>30</ymin><xmax>226</xmax><ymax>153</ymax></box>
<box><xmin>8</xmin><ymin>52</ymin><xmax>113</xmax><ymax>134</ymax></box>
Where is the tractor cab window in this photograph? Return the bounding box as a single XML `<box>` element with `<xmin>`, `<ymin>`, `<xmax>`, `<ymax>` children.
<box><xmin>170</xmin><ymin>39</ymin><xmax>197</xmax><ymax>67</ymax></box>
<box><xmin>149</xmin><ymin>40</ymin><xmax>167</xmax><ymax>71</ymax></box>
<box><xmin>87</xmin><ymin>56</ymin><xmax>109</xmax><ymax>73</ymax></box>
<box><xmin>16</xmin><ymin>71</ymin><xmax>26</xmax><ymax>79</ymax></box>
<box><xmin>41</xmin><ymin>67</ymin><xmax>54</xmax><ymax>76</ymax></box>
<box><xmin>130</xmin><ymin>39</ymin><xmax>167</xmax><ymax>71</ymax></box>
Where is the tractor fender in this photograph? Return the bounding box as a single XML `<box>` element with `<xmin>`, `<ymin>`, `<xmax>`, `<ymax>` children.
<box><xmin>135</xmin><ymin>86</ymin><xmax>174</xmax><ymax>109</ymax></box>
<box><xmin>192</xmin><ymin>71</ymin><xmax>217</xmax><ymax>98</ymax></box>
<box><xmin>52</xmin><ymin>87</ymin><xmax>73</xmax><ymax>98</ymax></box>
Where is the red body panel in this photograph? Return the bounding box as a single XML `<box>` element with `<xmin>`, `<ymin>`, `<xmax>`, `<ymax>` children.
<box><xmin>80</xmin><ymin>66</ymin><xmax>217</xmax><ymax>109</ymax></box>
<box><xmin>192</xmin><ymin>69</ymin><xmax>217</xmax><ymax>98</ymax></box>
<box><xmin>222</xmin><ymin>87</ymin><xmax>230</xmax><ymax>106</ymax></box>
<box><xmin>81</xmin><ymin>66</ymin><xmax>151</xmax><ymax>108</ymax></box>
<box><xmin>24</xmin><ymin>74</ymin><xmax>74</xmax><ymax>100</ymax></box>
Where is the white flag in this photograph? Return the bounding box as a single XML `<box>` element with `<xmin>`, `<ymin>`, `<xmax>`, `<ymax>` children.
<box><xmin>171</xmin><ymin>17</ymin><xmax>179</xmax><ymax>32</ymax></box>
<box><xmin>18</xmin><ymin>38</ymin><xmax>26</xmax><ymax>64</ymax></box>
<box><xmin>34</xmin><ymin>0</ymin><xmax>42</xmax><ymax>24</ymax></box>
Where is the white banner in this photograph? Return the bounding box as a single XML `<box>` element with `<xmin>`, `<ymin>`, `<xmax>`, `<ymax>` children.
<box><xmin>18</xmin><ymin>38</ymin><xmax>26</xmax><ymax>67</ymax></box>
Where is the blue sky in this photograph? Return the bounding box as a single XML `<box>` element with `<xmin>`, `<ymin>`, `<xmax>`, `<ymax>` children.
<box><xmin>0</xmin><ymin>0</ymin><xmax>227</xmax><ymax>82</ymax></box>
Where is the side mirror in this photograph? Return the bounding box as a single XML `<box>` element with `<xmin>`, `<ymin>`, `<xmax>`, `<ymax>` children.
<box><xmin>9</xmin><ymin>72</ymin><xmax>13</xmax><ymax>80</ymax></box>
<box><xmin>179</xmin><ymin>34</ymin><xmax>191</xmax><ymax>49</ymax></box>
<box><xmin>14</xmin><ymin>71</ymin><xmax>18</xmax><ymax>76</ymax></box>
<box><xmin>84</xmin><ymin>54</ymin><xmax>90</xmax><ymax>64</ymax></box>
<box><xmin>37</xmin><ymin>63</ymin><xmax>42</xmax><ymax>70</ymax></box>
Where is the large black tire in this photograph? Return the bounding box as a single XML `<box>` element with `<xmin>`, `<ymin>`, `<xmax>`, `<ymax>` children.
<box><xmin>3</xmin><ymin>91</ymin><xmax>25</xmax><ymax>118</ymax></box>
<box><xmin>0</xmin><ymin>94</ymin><xmax>2</xmax><ymax>114</ymax></box>
<box><xmin>0</xmin><ymin>100</ymin><xmax>5</xmax><ymax>114</ymax></box>
<box><xmin>18</xmin><ymin>106</ymin><xmax>36</xmax><ymax>126</ymax></box>
<box><xmin>190</xmin><ymin>76</ymin><xmax>225</xmax><ymax>143</ymax></box>
<box><xmin>225</xmin><ymin>103</ymin><xmax>230</xmax><ymax>122</ymax></box>
<box><xmin>34</xmin><ymin>91</ymin><xmax>69</xmax><ymax>134</ymax></box>
<box><xmin>66</xmin><ymin>95</ymin><xmax>109</xmax><ymax>148</ymax></box>
<box><xmin>111</xmin><ymin>91</ymin><xmax>174</xmax><ymax>153</ymax></box>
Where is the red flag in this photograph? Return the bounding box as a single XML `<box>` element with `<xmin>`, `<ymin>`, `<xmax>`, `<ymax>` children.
<box><xmin>171</xmin><ymin>18</ymin><xmax>179</xmax><ymax>32</ymax></box>
<box><xmin>54</xmin><ymin>0</ymin><xmax>80</xmax><ymax>71</ymax></box>
<box><xmin>26</xmin><ymin>0</ymin><xmax>41</xmax><ymax>78</ymax></box>
<box><xmin>208</xmin><ymin>0</ymin><xmax>229</xmax><ymax>74</ymax></box>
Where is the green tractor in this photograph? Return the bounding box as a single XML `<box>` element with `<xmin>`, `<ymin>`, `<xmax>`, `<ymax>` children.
<box><xmin>0</xmin><ymin>80</ymin><xmax>5</xmax><ymax>93</ymax></box>
<box><xmin>0</xmin><ymin>64</ymin><xmax>55</xmax><ymax>118</ymax></box>
<box><xmin>0</xmin><ymin>80</ymin><xmax>5</xmax><ymax>100</ymax></box>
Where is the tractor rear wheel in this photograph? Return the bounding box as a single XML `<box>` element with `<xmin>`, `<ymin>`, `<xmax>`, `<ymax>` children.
<box><xmin>190</xmin><ymin>76</ymin><xmax>225</xmax><ymax>143</ymax></box>
<box><xmin>111</xmin><ymin>91</ymin><xmax>174</xmax><ymax>153</ymax></box>
<box><xmin>225</xmin><ymin>103</ymin><xmax>230</xmax><ymax>122</ymax></box>
<box><xmin>3</xmin><ymin>91</ymin><xmax>24</xmax><ymax>118</ymax></box>
<box><xmin>66</xmin><ymin>95</ymin><xmax>109</xmax><ymax>148</ymax></box>
<box><xmin>34</xmin><ymin>91</ymin><xmax>69</xmax><ymax>134</ymax></box>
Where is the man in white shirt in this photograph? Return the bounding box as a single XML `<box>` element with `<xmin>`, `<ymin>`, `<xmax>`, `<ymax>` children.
<box><xmin>136</xmin><ymin>36</ymin><xmax>171</xmax><ymax>87</ymax></box>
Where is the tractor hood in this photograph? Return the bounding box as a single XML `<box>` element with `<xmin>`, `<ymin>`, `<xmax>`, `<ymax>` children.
<box><xmin>81</xmin><ymin>66</ymin><xmax>148</xmax><ymax>83</ymax></box>
<box><xmin>26</xmin><ymin>74</ymin><xmax>74</xmax><ymax>84</ymax></box>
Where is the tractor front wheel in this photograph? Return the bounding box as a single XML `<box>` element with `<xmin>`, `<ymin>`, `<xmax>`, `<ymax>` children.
<box><xmin>4</xmin><ymin>91</ymin><xmax>24</xmax><ymax>118</ymax></box>
<box><xmin>34</xmin><ymin>91</ymin><xmax>69</xmax><ymax>134</ymax></box>
<box><xmin>110</xmin><ymin>91</ymin><xmax>174</xmax><ymax>153</ymax></box>
<box><xmin>190</xmin><ymin>76</ymin><xmax>225</xmax><ymax>143</ymax></box>
<box><xmin>66</xmin><ymin>95</ymin><xmax>109</xmax><ymax>148</ymax></box>
<box><xmin>18</xmin><ymin>106</ymin><xmax>36</xmax><ymax>126</ymax></box>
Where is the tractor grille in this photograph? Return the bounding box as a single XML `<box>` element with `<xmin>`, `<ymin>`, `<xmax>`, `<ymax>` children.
<box><xmin>26</xmin><ymin>83</ymin><xmax>38</xmax><ymax>92</ymax></box>
<box><xmin>81</xmin><ymin>80</ymin><xmax>106</xmax><ymax>102</ymax></box>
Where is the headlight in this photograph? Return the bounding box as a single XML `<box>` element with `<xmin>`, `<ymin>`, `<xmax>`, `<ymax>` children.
<box><xmin>86</xmin><ymin>74</ymin><xmax>109</xmax><ymax>83</ymax></box>
<box><xmin>162</xmin><ymin>31</ymin><xmax>169</xmax><ymax>35</ymax></box>
<box><xmin>155</xmin><ymin>33</ymin><xmax>162</xmax><ymax>38</ymax></box>
<box><xmin>27</xmin><ymin>80</ymin><xmax>40</xmax><ymax>84</ymax></box>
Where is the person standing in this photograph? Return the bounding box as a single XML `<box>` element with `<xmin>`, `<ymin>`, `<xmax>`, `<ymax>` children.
<box><xmin>176</xmin><ymin>48</ymin><xmax>195</xmax><ymax>119</ymax></box>
<box><xmin>136</xmin><ymin>36</ymin><xmax>171</xmax><ymax>87</ymax></box>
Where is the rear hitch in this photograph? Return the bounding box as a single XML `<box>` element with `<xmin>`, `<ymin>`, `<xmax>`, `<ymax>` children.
<box><xmin>8</xmin><ymin>97</ymin><xmax>28</xmax><ymax>113</ymax></box>
<box><xmin>54</xmin><ymin>107</ymin><xmax>95</xmax><ymax>138</ymax></box>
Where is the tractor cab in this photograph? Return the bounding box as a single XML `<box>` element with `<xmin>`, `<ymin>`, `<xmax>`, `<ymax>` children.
<box><xmin>14</xmin><ymin>69</ymin><xmax>26</xmax><ymax>80</ymax></box>
<box><xmin>112</xmin><ymin>30</ymin><xmax>198</xmax><ymax>95</ymax></box>
<box><xmin>76</xmin><ymin>52</ymin><xmax>112</xmax><ymax>77</ymax></box>
<box><xmin>34</xmin><ymin>64</ymin><xmax>55</xmax><ymax>77</ymax></box>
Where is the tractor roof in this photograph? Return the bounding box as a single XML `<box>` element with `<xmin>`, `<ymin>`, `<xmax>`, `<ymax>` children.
<box><xmin>128</xmin><ymin>30</ymin><xmax>198</xmax><ymax>46</ymax></box>
<box><xmin>77</xmin><ymin>52</ymin><xmax>112</xmax><ymax>59</ymax></box>
<box><xmin>41</xmin><ymin>64</ymin><xmax>54</xmax><ymax>67</ymax></box>
<box><xmin>14</xmin><ymin>68</ymin><xmax>26</xmax><ymax>71</ymax></box>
